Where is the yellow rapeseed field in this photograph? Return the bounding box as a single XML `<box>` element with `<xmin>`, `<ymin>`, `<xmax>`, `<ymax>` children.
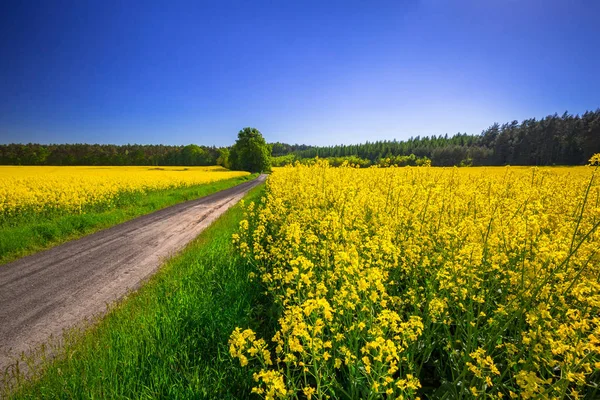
<box><xmin>230</xmin><ymin>161</ymin><xmax>600</xmax><ymax>399</ymax></box>
<box><xmin>0</xmin><ymin>166</ymin><xmax>249</xmax><ymax>217</ymax></box>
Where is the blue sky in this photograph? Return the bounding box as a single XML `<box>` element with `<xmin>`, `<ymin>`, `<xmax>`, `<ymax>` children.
<box><xmin>1</xmin><ymin>0</ymin><xmax>599</xmax><ymax>147</ymax></box>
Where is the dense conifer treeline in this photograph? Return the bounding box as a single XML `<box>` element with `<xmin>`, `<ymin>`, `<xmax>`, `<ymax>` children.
<box><xmin>273</xmin><ymin>110</ymin><xmax>600</xmax><ymax>166</ymax></box>
<box><xmin>2</xmin><ymin>110</ymin><xmax>599</xmax><ymax>166</ymax></box>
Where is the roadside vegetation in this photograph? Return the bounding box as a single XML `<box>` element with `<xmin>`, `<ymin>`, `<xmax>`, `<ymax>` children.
<box><xmin>0</xmin><ymin>168</ymin><xmax>255</xmax><ymax>264</ymax></box>
<box><xmin>4</xmin><ymin>184</ymin><xmax>272</xmax><ymax>399</ymax></box>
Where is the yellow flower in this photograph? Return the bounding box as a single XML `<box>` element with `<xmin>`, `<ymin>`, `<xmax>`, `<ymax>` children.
<box><xmin>0</xmin><ymin>165</ymin><xmax>248</xmax><ymax>217</ymax></box>
<box><xmin>228</xmin><ymin>162</ymin><xmax>600</xmax><ymax>399</ymax></box>
<box><xmin>302</xmin><ymin>386</ymin><xmax>316</xmax><ymax>399</ymax></box>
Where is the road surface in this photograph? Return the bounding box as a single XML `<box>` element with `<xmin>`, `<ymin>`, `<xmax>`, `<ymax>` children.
<box><xmin>0</xmin><ymin>174</ymin><xmax>266</xmax><ymax>376</ymax></box>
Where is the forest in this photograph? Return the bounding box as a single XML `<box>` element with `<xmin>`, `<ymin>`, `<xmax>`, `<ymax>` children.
<box><xmin>0</xmin><ymin>143</ymin><xmax>229</xmax><ymax>167</ymax></box>
<box><xmin>1</xmin><ymin>109</ymin><xmax>599</xmax><ymax>167</ymax></box>
<box><xmin>273</xmin><ymin>110</ymin><xmax>600</xmax><ymax>166</ymax></box>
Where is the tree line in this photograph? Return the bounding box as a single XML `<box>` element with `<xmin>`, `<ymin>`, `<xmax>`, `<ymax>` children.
<box><xmin>1</xmin><ymin>110</ymin><xmax>599</xmax><ymax>167</ymax></box>
<box><xmin>273</xmin><ymin>110</ymin><xmax>600</xmax><ymax>166</ymax></box>
<box><xmin>0</xmin><ymin>143</ymin><xmax>231</xmax><ymax>167</ymax></box>
<box><xmin>0</xmin><ymin>128</ymin><xmax>270</xmax><ymax>173</ymax></box>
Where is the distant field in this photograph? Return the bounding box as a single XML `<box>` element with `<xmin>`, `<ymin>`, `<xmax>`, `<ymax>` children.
<box><xmin>0</xmin><ymin>165</ymin><xmax>249</xmax><ymax>219</ymax></box>
<box><xmin>0</xmin><ymin>166</ymin><xmax>252</xmax><ymax>264</ymax></box>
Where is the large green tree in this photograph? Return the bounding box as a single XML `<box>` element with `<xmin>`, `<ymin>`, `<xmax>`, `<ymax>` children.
<box><xmin>216</xmin><ymin>147</ymin><xmax>231</xmax><ymax>169</ymax></box>
<box><xmin>229</xmin><ymin>127</ymin><xmax>271</xmax><ymax>172</ymax></box>
<box><xmin>181</xmin><ymin>144</ymin><xmax>209</xmax><ymax>165</ymax></box>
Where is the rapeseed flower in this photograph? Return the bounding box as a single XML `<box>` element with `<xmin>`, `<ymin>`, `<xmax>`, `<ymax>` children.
<box><xmin>230</xmin><ymin>161</ymin><xmax>600</xmax><ymax>398</ymax></box>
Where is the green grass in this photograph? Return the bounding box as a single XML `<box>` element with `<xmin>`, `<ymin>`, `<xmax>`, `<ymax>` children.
<box><xmin>0</xmin><ymin>174</ymin><xmax>257</xmax><ymax>265</ymax></box>
<box><xmin>5</xmin><ymin>184</ymin><xmax>273</xmax><ymax>399</ymax></box>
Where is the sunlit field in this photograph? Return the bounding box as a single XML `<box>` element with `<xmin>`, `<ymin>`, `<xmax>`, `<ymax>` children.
<box><xmin>0</xmin><ymin>166</ymin><xmax>252</xmax><ymax>264</ymax></box>
<box><xmin>231</xmin><ymin>163</ymin><xmax>600</xmax><ymax>399</ymax></box>
<box><xmin>0</xmin><ymin>166</ymin><xmax>249</xmax><ymax>219</ymax></box>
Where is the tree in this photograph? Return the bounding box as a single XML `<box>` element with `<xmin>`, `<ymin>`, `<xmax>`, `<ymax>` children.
<box><xmin>180</xmin><ymin>144</ymin><xmax>204</xmax><ymax>165</ymax></box>
<box><xmin>229</xmin><ymin>127</ymin><xmax>271</xmax><ymax>172</ymax></box>
<box><xmin>216</xmin><ymin>147</ymin><xmax>231</xmax><ymax>169</ymax></box>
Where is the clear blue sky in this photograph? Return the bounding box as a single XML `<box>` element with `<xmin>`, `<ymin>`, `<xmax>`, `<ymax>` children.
<box><xmin>1</xmin><ymin>0</ymin><xmax>599</xmax><ymax>147</ymax></box>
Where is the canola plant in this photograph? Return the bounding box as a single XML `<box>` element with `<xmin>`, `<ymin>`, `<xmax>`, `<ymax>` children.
<box><xmin>231</xmin><ymin>161</ymin><xmax>600</xmax><ymax>399</ymax></box>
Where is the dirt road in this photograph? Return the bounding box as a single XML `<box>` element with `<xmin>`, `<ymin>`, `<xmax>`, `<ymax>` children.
<box><xmin>0</xmin><ymin>174</ymin><xmax>266</xmax><ymax>374</ymax></box>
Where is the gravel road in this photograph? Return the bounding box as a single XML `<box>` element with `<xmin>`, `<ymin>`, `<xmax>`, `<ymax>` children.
<box><xmin>0</xmin><ymin>174</ymin><xmax>266</xmax><ymax>375</ymax></box>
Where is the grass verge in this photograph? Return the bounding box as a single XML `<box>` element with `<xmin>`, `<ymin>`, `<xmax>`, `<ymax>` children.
<box><xmin>4</xmin><ymin>183</ymin><xmax>271</xmax><ymax>399</ymax></box>
<box><xmin>0</xmin><ymin>174</ymin><xmax>257</xmax><ymax>265</ymax></box>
